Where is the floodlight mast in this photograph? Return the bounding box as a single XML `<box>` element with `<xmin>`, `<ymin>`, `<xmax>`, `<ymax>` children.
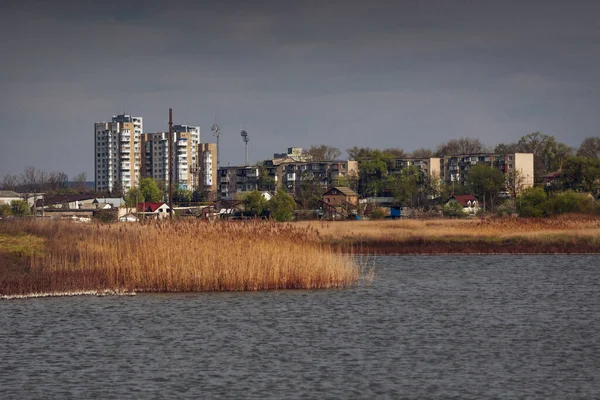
<box><xmin>211</xmin><ymin>123</ymin><xmax>221</xmax><ymax>170</ymax></box>
<box><xmin>241</xmin><ymin>129</ymin><xmax>249</xmax><ymax>166</ymax></box>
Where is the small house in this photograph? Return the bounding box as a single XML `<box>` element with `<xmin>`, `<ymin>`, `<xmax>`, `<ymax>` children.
<box><xmin>119</xmin><ymin>213</ymin><xmax>139</xmax><ymax>222</ymax></box>
<box><xmin>136</xmin><ymin>202</ymin><xmax>170</xmax><ymax>219</ymax></box>
<box><xmin>322</xmin><ymin>187</ymin><xmax>359</xmax><ymax>207</ymax></box>
<box><xmin>38</xmin><ymin>194</ymin><xmax>95</xmax><ymax>210</ymax></box>
<box><xmin>446</xmin><ymin>195</ymin><xmax>479</xmax><ymax>214</ymax></box>
<box><xmin>0</xmin><ymin>191</ymin><xmax>22</xmax><ymax>205</ymax></box>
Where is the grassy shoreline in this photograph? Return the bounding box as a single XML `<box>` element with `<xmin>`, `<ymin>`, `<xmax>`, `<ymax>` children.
<box><xmin>294</xmin><ymin>215</ymin><xmax>600</xmax><ymax>255</ymax></box>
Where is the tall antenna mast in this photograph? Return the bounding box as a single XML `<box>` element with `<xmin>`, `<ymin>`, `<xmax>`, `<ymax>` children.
<box><xmin>241</xmin><ymin>129</ymin><xmax>249</xmax><ymax>166</ymax></box>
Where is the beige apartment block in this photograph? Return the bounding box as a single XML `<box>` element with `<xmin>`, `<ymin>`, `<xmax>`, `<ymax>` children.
<box><xmin>199</xmin><ymin>143</ymin><xmax>217</xmax><ymax>198</ymax></box>
<box><xmin>440</xmin><ymin>153</ymin><xmax>534</xmax><ymax>192</ymax></box>
<box><xmin>141</xmin><ymin>125</ymin><xmax>200</xmax><ymax>191</ymax></box>
<box><xmin>392</xmin><ymin>157</ymin><xmax>443</xmax><ymax>181</ymax></box>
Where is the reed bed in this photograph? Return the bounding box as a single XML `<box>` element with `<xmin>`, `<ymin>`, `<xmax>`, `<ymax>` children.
<box><xmin>0</xmin><ymin>220</ymin><xmax>360</xmax><ymax>297</ymax></box>
<box><xmin>293</xmin><ymin>215</ymin><xmax>600</xmax><ymax>254</ymax></box>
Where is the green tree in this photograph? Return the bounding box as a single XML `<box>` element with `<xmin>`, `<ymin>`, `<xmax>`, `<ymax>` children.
<box><xmin>10</xmin><ymin>200</ymin><xmax>30</xmax><ymax>217</ymax></box>
<box><xmin>560</xmin><ymin>156</ymin><xmax>600</xmax><ymax>193</ymax></box>
<box><xmin>517</xmin><ymin>187</ymin><xmax>548</xmax><ymax>217</ymax></box>
<box><xmin>269</xmin><ymin>189</ymin><xmax>296</xmax><ymax>221</ymax></box>
<box><xmin>387</xmin><ymin>166</ymin><xmax>421</xmax><ymax>205</ymax></box>
<box><xmin>243</xmin><ymin>190</ymin><xmax>268</xmax><ymax>217</ymax></box>
<box><xmin>0</xmin><ymin>204</ymin><xmax>12</xmax><ymax>218</ymax></box>
<box><xmin>297</xmin><ymin>175</ymin><xmax>323</xmax><ymax>209</ymax></box>
<box><xmin>357</xmin><ymin>149</ymin><xmax>394</xmax><ymax>196</ymax></box>
<box><xmin>192</xmin><ymin>190</ymin><xmax>206</xmax><ymax>203</ymax></box>
<box><xmin>173</xmin><ymin>189</ymin><xmax>193</xmax><ymax>205</ymax></box>
<box><xmin>467</xmin><ymin>164</ymin><xmax>505</xmax><ymax>212</ymax></box>
<box><xmin>125</xmin><ymin>187</ymin><xmax>142</xmax><ymax>207</ymax></box>
<box><xmin>138</xmin><ymin>178</ymin><xmax>162</xmax><ymax>203</ymax></box>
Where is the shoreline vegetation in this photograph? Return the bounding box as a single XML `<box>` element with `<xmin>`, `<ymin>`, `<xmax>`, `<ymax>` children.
<box><xmin>0</xmin><ymin>220</ymin><xmax>360</xmax><ymax>298</ymax></box>
<box><xmin>2</xmin><ymin>215</ymin><xmax>599</xmax><ymax>298</ymax></box>
<box><xmin>294</xmin><ymin>215</ymin><xmax>600</xmax><ymax>254</ymax></box>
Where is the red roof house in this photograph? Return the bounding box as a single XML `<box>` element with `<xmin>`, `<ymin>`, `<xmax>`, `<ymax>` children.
<box><xmin>136</xmin><ymin>202</ymin><xmax>170</xmax><ymax>218</ymax></box>
<box><xmin>446</xmin><ymin>195</ymin><xmax>479</xmax><ymax>214</ymax></box>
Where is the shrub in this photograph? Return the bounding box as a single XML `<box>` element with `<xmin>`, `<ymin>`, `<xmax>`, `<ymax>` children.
<box><xmin>517</xmin><ymin>187</ymin><xmax>548</xmax><ymax>217</ymax></box>
<box><xmin>94</xmin><ymin>210</ymin><xmax>118</xmax><ymax>223</ymax></box>
<box><xmin>269</xmin><ymin>189</ymin><xmax>296</xmax><ymax>222</ymax></box>
<box><xmin>10</xmin><ymin>200</ymin><xmax>30</xmax><ymax>217</ymax></box>
<box><xmin>370</xmin><ymin>208</ymin><xmax>386</xmax><ymax>219</ymax></box>
<box><xmin>497</xmin><ymin>199</ymin><xmax>517</xmax><ymax>217</ymax></box>
<box><xmin>0</xmin><ymin>204</ymin><xmax>12</xmax><ymax>218</ymax></box>
<box><xmin>442</xmin><ymin>201</ymin><xmax>466</xmax><ymax>218</ymax></box>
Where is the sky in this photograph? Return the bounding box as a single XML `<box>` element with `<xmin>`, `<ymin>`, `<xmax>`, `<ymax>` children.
<box><xmin>1</xmin><ymin>0</ymin><xmax>599</xmax><ymax>180</ymax></box>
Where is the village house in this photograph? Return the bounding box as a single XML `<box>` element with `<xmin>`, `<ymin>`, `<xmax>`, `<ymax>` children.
<box><xmin>37</xmin><ymin>194</ymin><xmax>95</xmax><ymax>210</ymax></box>
<box><xmin>322</xmin><ymin>187</ymin><xmax>359</xmax><ymax>206</ymax></box>
<box><xmin>446</xmin><ymin>195</ymin><xmax>480</xmax><ymax>215</ymax></box>
<box><xmin>136</xmin><ymin>202</ymin><xmax>170</xmax><ymax>219</ymax></box>
<box><xmin>0</xmin><ymin>191</ymin><xmax>23</xmax><ymax>205</ymax></box>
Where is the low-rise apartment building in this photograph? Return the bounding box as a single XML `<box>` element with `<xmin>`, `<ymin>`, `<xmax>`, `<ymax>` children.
<box><xmin>218</xmin><ymin>166</ymin><xmax>260</xmax><ymax>199</ymax></box>
<box><xmin>440</xmin><ymin>153</ymin><xmax>534</xmax><ymax>190</ymax></box>
<box><xmin>264</xmin><ymin>159</ymin><xmax>359</xmax><ymax>195</ymax></box>
<box><xmin>391</xmin><ymin>153</ymin><xmax>534</xmax><ymax>192</ymax></box>
<box><xmin>390</xmin><ymin>157</ymin><xmax>442</xmax><ymax>179</ymax></box>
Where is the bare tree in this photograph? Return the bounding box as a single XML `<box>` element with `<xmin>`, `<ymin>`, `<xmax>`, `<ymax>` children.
<box><xmin>46</xmin><ymin>171</ymin><xmax>69</xmax><ymax>193</ymax></box>
<box><xmin>410</xmin><ymin>148</ymin><xmax>434</xmax><ymax>158</ymax></box>
<box><xmin>505</xmin><ymin>169</ymin><xmax>525</xmax><ymax>198</ymax></box>
<box><xmin>20</xmin><ymin>166</ymin><xmax>47</xmax><ymax>217</ymax></box>
<box><xmin>494</xmin><ymin>142</ymin><xmax>519</xmax><ymax>154</ymax></box>
<box><xmin>383</xmin><ymin>147</ymin><xmax>406</xmax><ymax>158</ymax></box>
<box><xmin>577</xmin><ymin>137</ymin><xmax>600</xmax><ymax>159</ymax></box>
<box><xmin>303</xmin><ymin>145</ymin><xmax>341</xmax><ymax>161</ymax></box>
<box><xmin>1</xmin><ymin>174</ymin><xmax>20</xmax><ymax>191</ymax></box>
<box><xmin>436</xmin><ymin>137</ymin><xmax>488</xmax><ymax>157</ymax></box>
<box><xmin>73</xmin><ymin>172</ymin><xmax>88</xmax><ymax>193</ymax></box>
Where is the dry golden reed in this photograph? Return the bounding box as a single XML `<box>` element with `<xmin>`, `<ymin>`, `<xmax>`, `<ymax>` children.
<box><xmin>0</xmin><ymin>220</ymin><xmax>359</xmax><ymax>296</ymax></box>
<box><xmin>293</xmin><ymin>215</ymin><xmax>600</xmax><ymax>243</ymax></box>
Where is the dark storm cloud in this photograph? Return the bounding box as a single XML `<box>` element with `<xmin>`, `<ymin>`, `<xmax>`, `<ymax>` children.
<box><xmin>1</xmin><ymin>0</ymin><xmax>599</xmax><ymax>177</ymax></box>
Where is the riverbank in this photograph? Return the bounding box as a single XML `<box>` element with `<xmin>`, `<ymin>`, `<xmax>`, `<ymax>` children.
<box><xmin>294</xmin><ymin>215</ymin><xmax>600</xmax><ymax>254</ymax></box>
<box><xmin>0</xmin><ymin>220</ymin><xmax>359</xmax><ymax>297</ymax></box>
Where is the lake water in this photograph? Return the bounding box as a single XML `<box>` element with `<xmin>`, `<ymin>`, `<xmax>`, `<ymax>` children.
<box><xmin>1</xmin><ymin>255</ymin><xmax>599</xmax><ymax>399</ymax></box>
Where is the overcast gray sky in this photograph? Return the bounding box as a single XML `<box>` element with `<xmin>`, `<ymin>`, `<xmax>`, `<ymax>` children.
<box><xmin>1</xmin><ymin>0</ymin><xmax>599</xmax><ymax>179</ymax></box>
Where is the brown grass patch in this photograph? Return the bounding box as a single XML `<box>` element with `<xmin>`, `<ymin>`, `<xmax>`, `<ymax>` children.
<box><xmin>0</xmin><ymin>220</ymin><xmax>360</xmax><ymax>296</ymax></box>
<box><xmin>293</xmin><ymin>215</ymin><xmax>600</xmax><ymax>254</ymax></box>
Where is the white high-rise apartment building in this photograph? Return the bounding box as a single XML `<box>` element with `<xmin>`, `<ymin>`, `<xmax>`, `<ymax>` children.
<box><xmin>94</xmin><ymin>114</ymin><xmax>142</xmax><ymax>193</ymax></box>
<box><xmin>141</xmin><ymin>125</ymin><xmax>200</xmax><ymax>190</ymax></box>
